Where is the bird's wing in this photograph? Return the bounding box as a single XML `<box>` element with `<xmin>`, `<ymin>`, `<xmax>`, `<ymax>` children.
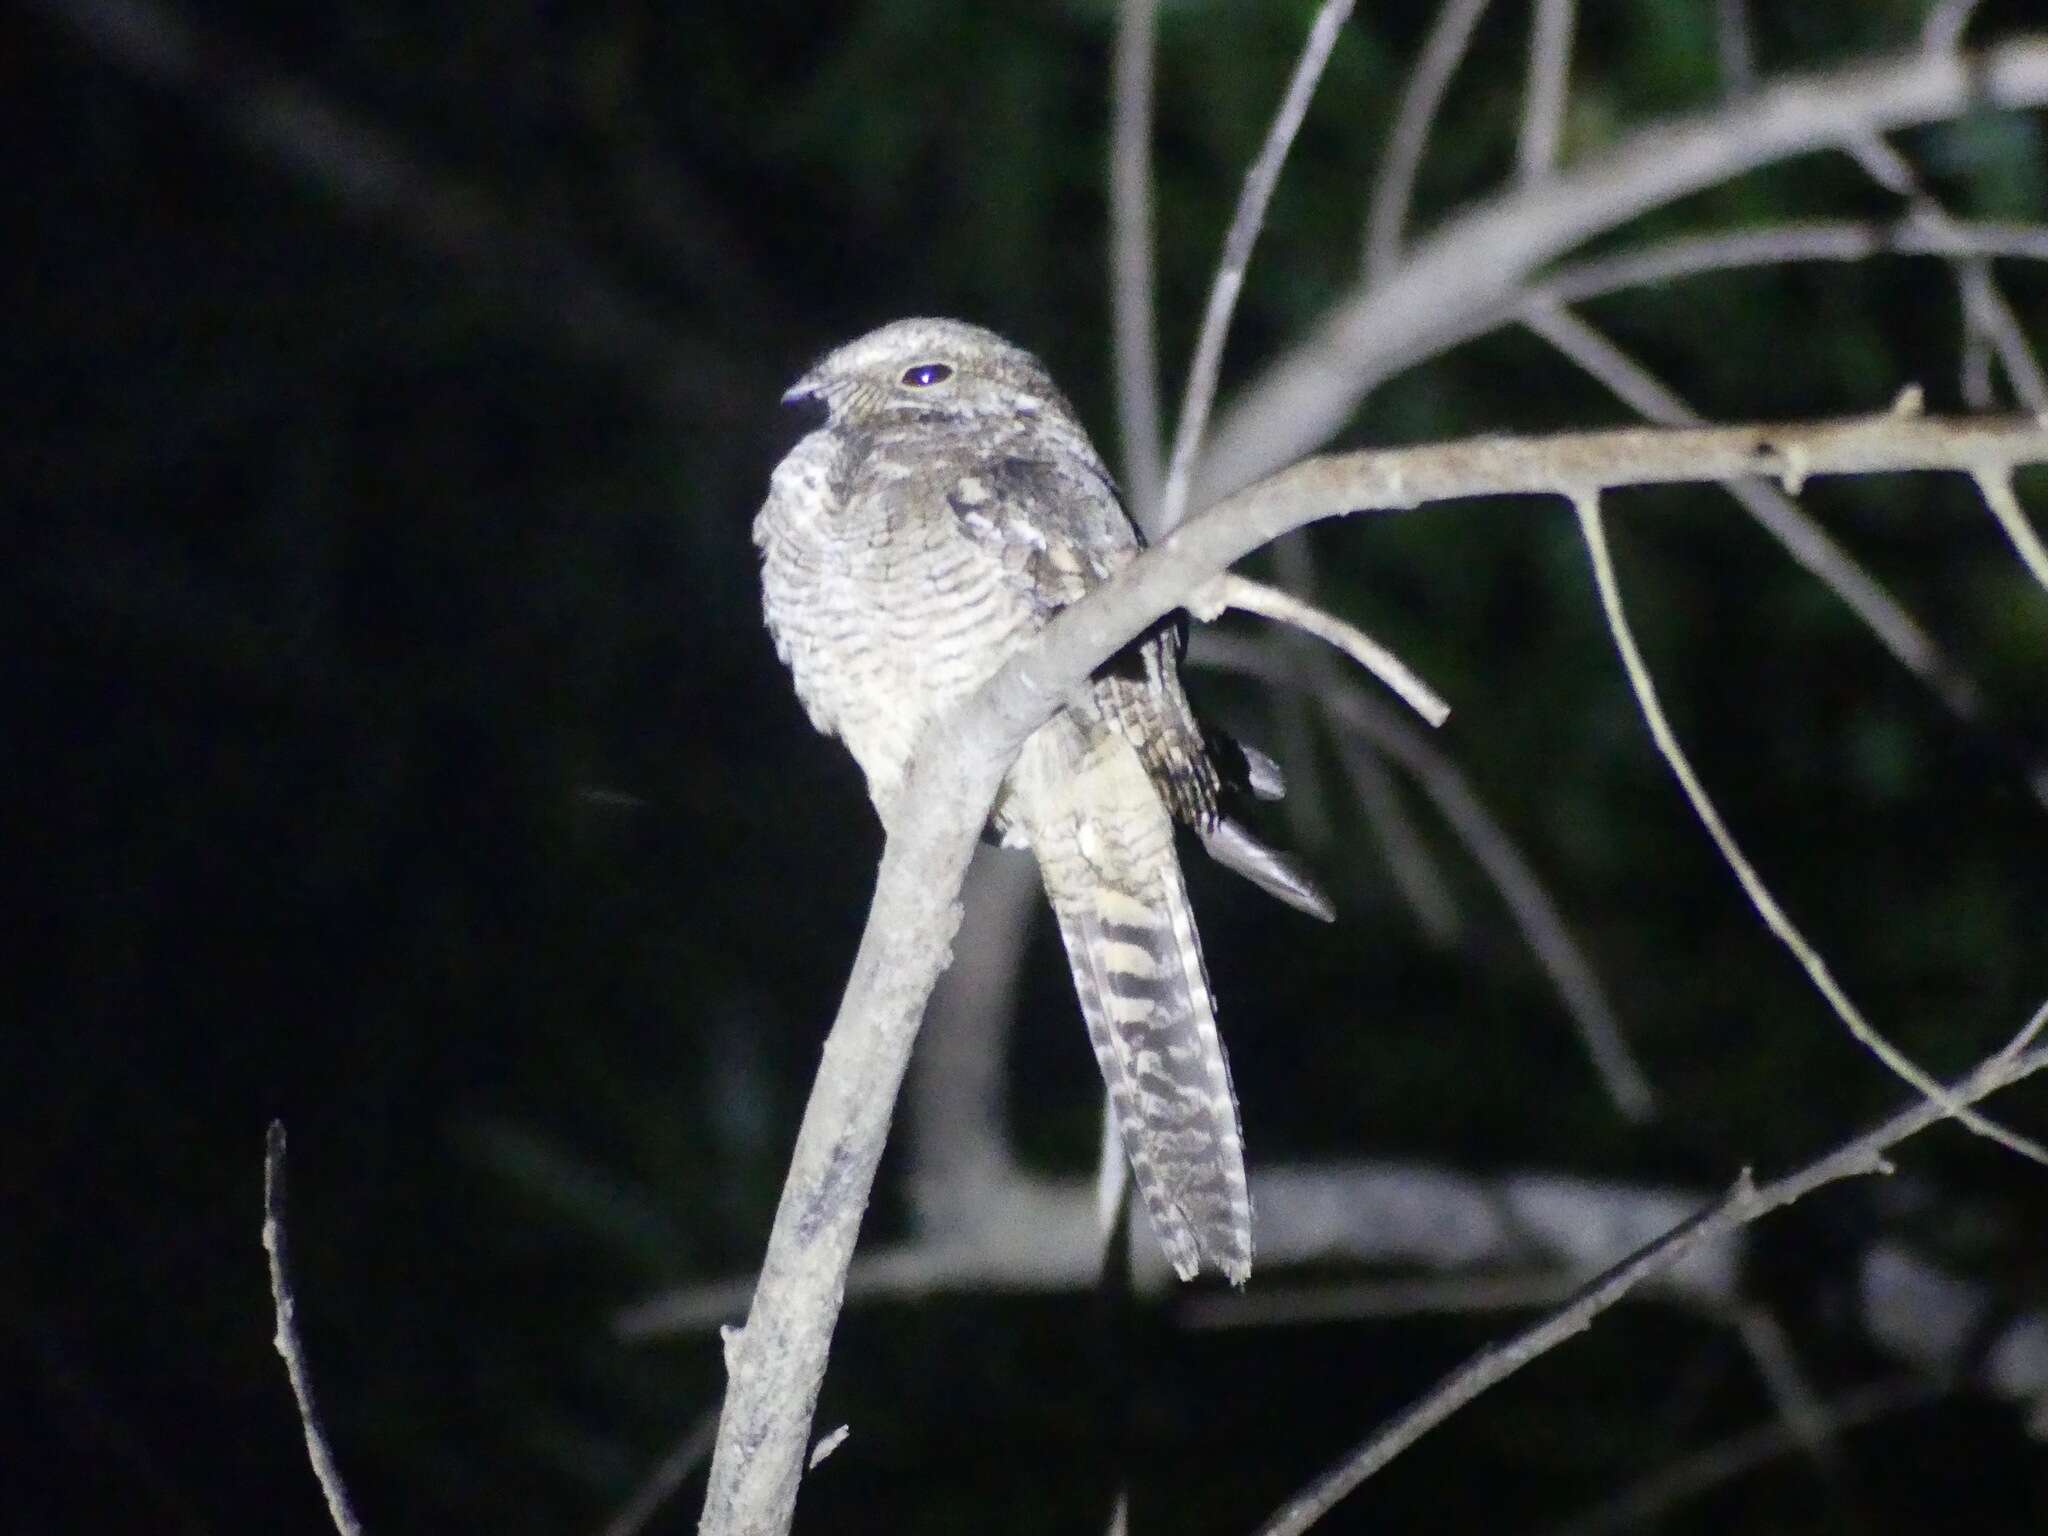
<box><xmin>943</xmin><ymin>451</ymin><xmax>1137</xmax><ymax>616</ymax></box>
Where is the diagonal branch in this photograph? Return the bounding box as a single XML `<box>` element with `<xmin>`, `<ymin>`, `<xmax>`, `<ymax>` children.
<box><xmin>1201</xmin><ymin>34</ymin><xmax>2048</xmax><ymax>506</ymax></box>
<box><xmin>1522</xmin><ymin>301</ymin><xmax>1989</xmax><ymax>724</ymax></box>
<box><xmin>1196</xmin><ymin>630</ymin><xmax>1654</xmax><ymax>1120</ymax></box>
<box><xmin>1569</xmin><ymin>489</ymin><xmax>2048</xmax><ymax>1165</ymax></box>
<box><xmin>1110</xmin><ymin>0</ymin><xmax>1166</xmax><ymax>525</ymax></box>
<box><xmin>1158</xmin><ymin>0</ymin><xmax>1356</xmax><ymax>534</ymax></box>
<box><xmin>1364</xmin><ymin>0</ymin><xmax>1493</xmax><ymax>285</ymax></box>
<box><xmin>697</xmin><ymin>408</ymin><xmax>2048</xmax><ymax>1536</ymax></box>
<box><xmin>1519</xmin><ymin>0</ymin><xmax>1577</xmax><ymax>183</ymax></box>
<box><xmin>1253</xmin><ymin>1034</ymin><xmax>2048</xmax><ymax>1536</ymax></box>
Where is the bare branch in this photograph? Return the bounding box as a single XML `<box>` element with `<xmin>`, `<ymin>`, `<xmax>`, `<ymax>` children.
<box><xmin>1520</xmin><ymin>0</ymin><xmax>1577</xmax><ymax>183</ymax></box>
<box><xmin>1716</xmin><ymin>0</ymin><xmax>1756</xmax><ymax>99</ymax></box>
<box><xmin>1110</xmin><ymin>0</ymin><xmax>1165</xmax><ymax>526</ymax></box>
<box><xmin>1255</xmin><ymin>1175</ymin><xmax>1759</xmax><ymax>1536</ymax></box>
<box><xmin>1538</xmin><ymin>218</ymin><xmax>2048</xmax><ymax>307</ymax></box>
<box><xmin>1158</xmin><ymin>0</ymin><xmax>1355</xmax><ymax>533</ymax></box>
<box><xmin>1254</xmin><ymin>1037</ymin><xmax>2048</xmax><ymax>1536</ymax></box>
<box><xmin>1541</xmin><ymin>1378</ymin><xmax>1936</xmax><ymax>1536</ymax></box>
<box><xmin>1523</xmin><ymin>302</ymin><xmax>1989</xmax><ymax>724</ymax></box>
<box><xmin>1365</xmin><ymin>0</ymin><xmax>1494</xmax><ymax>285</ymax></box>
<box><xmin>1729</xmin><ymin>1306</ymin><xmax>1846</xmax><ymax>1486</ymax></box>
<box><xmin>1207</xmin><ymin>574</ymin><xmax>1450</xmax><ymax>725</ymax></box>
<box><xmin>698</xmin><ymin>409</ymin><xmax>2048</xmax><ymax>1536</ymax></box>
<box><xmin>1569</xmin><ymin>489</ymin><xmax>2048</xmax><ymax>1165</ymax></box>
<box><xmin>1197</xmin><ymin>631</ymin><xmax>1654</xmax><ymax>1119</ymax></box>
<box><xmin>1336</xmin><ymin>741</ymin><xmax>1463</xmax><ymax>948</ymax></box>
<box><xmin>1846</xmin><ymin>135</ymin><xmax>2048</xmax><ymax>412</ymax></box>
<box><xmin>1923</xmin><ymin>0</ymin><xmax>1986</xmax><ymax>55</ymax></box>
<box><xmin>1975</xmin><ymin>469</ymin><xmax>2048</xmax><ymax>594</ymax></box>
<box><xmin>1204</xmin><ymin>34</ymin><xmax>2048</xmax><ymax>505</ymax></box>
<box><xmin>262</xmin><ymin>1124</ymin><xmax>366</xmax><ymax>1536</ymax></box>
<box><xmin>599</xmin><ymin>1412</ymin><xmax>718</xmax><ymax>1536</ymax></box>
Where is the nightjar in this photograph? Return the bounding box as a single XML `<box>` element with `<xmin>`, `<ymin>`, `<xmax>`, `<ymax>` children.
<box><xmin>755</xmin><ymin>317</ymin><xmax>1331</xmax><ymax>1283</ymax></box>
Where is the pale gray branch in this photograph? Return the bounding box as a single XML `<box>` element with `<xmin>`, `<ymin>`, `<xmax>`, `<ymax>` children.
<box><xmin>1975</xmin><ymin>469</ymin><xmax>2048</xmax><ymax>593</ymax></box>
<box><xmin>1158</xmin><ymin>0</ymin><xmax>1355</xmax><ymax>533</ymax></box>
<box><xmin>1522</xmin><ymin>301</ymin><xmax>1988</xmax><ymax>724</ymax></box>
<box><xmin>1520</xmin><ymin>0</ymin><xmax>1577</xmax><ymax>183</ymax></box>
<box><xmin>1923</xmin><ymin>0</ymin><xmax>1986</xmax><ymax>54</ymax></box>
<box><xmin>1196</xmin><ymin>629</ymin><xmax>1654</xmax><ymax>1120</ymax></box>
<box><xmin>1204</xmin><ymin>34</ymin><xmax>2048</xmax><ymax>505</ymax></box>
<box><xmin>1111</xmin><ymin>0</ymin><xmax>1165</xmax><ymax>525</ymax></box>
<box><xmin>1253</xmin><ymin>1037</ymin><xmax>2048</xmax><ymax>1536</ymax></box>
<box><xmin>1716</xmin><ymin>0</ymin><xmax>1756</xmax><ymax>98</ymax></box>
<box><xmin>1541</xmin><ymin>1377</ymin><xmax>1935</xmax><ymax>1536</ymax></box>
<box><xmin>698</xmin><ymin>409</ymin><xmax>2048</xmax><ymax>1536</ymax></box>
<box><xmin>262</xmin><ymin>1124</ymin><xmax>366</xmax><ymax>1536</ymax></box>
<box><xmin>1364</xmin><ymin>0</ymin><xmax>1493</xmax><ymax>284</ymax></box>
<box><xmin>1207</xmin><ymin>574</ymin><xmax>1450</xmax><ymax>725</ymax></box>
<box><xmin>1537</xmin><ymin>218</ymin><xmax>2048</xmax><ymax>309</ymax></box>
<box><xmin>1570</xmin><ymin>488</ymin><xmax>2048</xmax><ymax>1166</ymax></box>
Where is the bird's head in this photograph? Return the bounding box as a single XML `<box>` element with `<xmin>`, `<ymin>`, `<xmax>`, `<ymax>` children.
<box><xmin>779</xmin><ymin>317</ymin><xmax>1075</xmax><ymax>434</ymax></box>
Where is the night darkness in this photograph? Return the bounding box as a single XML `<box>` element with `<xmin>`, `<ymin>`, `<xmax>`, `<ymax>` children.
<box><xmin>9</xmin><ymin>2</ymin><xmax>2048</xmax><ymax>1533</ymax></box>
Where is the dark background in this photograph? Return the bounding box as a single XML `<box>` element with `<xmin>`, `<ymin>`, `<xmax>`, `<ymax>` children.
<box><xmin>8</xmin><ymin>1</ymin><xmax>2048</xmax><ymax>1531</ymax></box>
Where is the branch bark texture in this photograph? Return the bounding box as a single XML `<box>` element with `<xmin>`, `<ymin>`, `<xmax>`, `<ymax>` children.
<box><xmin>697</xmin><ymin>408</ymin><xmax>2048</xmax><ymax>1536</ymax></box>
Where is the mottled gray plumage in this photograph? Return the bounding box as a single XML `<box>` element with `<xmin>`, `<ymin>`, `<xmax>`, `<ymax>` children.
<box><xmin>754</xmin><ymin>318</ymin><xmax>1330</xmax><ymax>1284</ymax></box>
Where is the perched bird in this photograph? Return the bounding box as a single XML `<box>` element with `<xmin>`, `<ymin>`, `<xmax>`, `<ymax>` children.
<box><xmin>755</xmin><ymin>318</ymin><xmax>1331</xmax><ymax>1284</ymax></box>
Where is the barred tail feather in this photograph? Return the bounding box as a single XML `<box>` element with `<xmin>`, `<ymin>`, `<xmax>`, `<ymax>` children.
<box><xmin>1034</xmin><ymin>768</ymin><xmax>1253</xmax><ymax>1284</ymax></box>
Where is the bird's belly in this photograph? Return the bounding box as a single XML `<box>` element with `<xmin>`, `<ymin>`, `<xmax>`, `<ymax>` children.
<box><xmin>760</xmin><ymin>522</ymin><xmax>1035</xmax><ymax>813</ymax></box>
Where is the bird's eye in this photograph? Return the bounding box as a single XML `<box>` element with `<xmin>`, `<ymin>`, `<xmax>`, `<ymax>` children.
<box><xmin>901</xmin><ymin>363</ymin><xmax>953</xmax><ymax>387</ymax></box>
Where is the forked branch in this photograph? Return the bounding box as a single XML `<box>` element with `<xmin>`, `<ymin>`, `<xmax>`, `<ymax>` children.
<box><xmin>697</xmin><ymin>407</ymin><xmax>2048</xmax><ymax>1536</ymax></box>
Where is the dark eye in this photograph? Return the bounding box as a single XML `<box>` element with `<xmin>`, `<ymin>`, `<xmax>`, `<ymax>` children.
<box><xmin>901</xmin><ymin>363</ymin><xmax>953</xmax><ymax>387</ymax></box>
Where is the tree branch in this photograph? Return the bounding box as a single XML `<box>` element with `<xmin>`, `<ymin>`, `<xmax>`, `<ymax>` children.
<box><xmin>1158</xmin><ymin>0</ymin><xmax>1355</xmax><ymax>533</ymax></box>
<box><xmin>1110</xmin><ymin>0</ymin><xmax>1165</xmax><ymax>524</ymax></box>
<box><xmin>1253</xmin><ymin>1035</ymin><xmax>2048</xmax><ymax>1536</ymax></box>
<box><xmin>263</xmin><ymin>1124</ymin><xmax>366</xmax><ymax>1536</ymax></box>
<box><xmin>1363</xmin><ymin>0</ymin><xmax>1492</xmax><ymax>285</ymax></box>
<box><xmin>696</xmin><ymin>407</ymin><xmax>2048</xmax><ymax>1536</ymax></box>
<box><xmin>1202</xmin><ymin>34</ymin><xmax>2048</xmax><ymax>505</ymax></box>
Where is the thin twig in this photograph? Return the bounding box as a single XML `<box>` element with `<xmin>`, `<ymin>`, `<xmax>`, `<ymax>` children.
<box><xmin>1198</xmin><ymin>630</ymin><xmax>1655</xmax><ymax>1120</ymax></box>
<box><xmin>599</xmin><ymin>1412</ymin><xmax>719</xmax><ymax>1536</ymax></box>
<box><xmin>1336</xmin><ymin>741</ymin><xmax>1463</xmax><ymax>948</ymax></box>
<box><xmin>262</xmin><ymin>1123</ymin><xmax>366</xmax><ymax>1536</ymax></box>
<box><xmin>1729</xmin><ymin>1306</ymin><xmax>1846</xmax><ymax>1484</ymax></box>
<box><xmin>1569</xmin><ymin>490</ymin><xmax>2048</xmax><ymax>1166</ymax></box>
<box><xmin>1208</xmin><ymin>574</ymin><xmax>1451</xmax><ymax>725</ymax></box>
<box><xmin>699</xmin><ymin>409</ymin><xmax>2048</xmax><ymax>1536</ymax></box>
<box><xmin>1974</xmin><ymin>469</ymin><xmax>2048</xmax><ymax>594</ymax></box>
<box><xmin>1364</xmin><ymin>0</ymin><xmax>1493</xmax><ymax>284</ymax></box>
<box><xmin>1523</xmin><ymin>300</ymin><xmax>1987</xmax><ymax>724</ymax></box>
<box><xmin>1537</xmin><ymin>218</ymin><xmax>2048</xmax><ymax>309</ymax></box>
<box><xmin>1924</xmin><ymin>0</ymin><xmax>1986</xmax><ymax>55</ymax></box>
<box><xmin>1254</xmin><ymin>1037</ymin><xmax>2048</xmax><ymax>1536</ymax></box>
<box><xmin>1157</xmin><ymin>0</ymin><xmax>1355</xmax><ymax>533</ymax></box>
<box><xmin>1716</xmin><ymin>0</ymin><xmax>1755</xmax><ymax>98</ymax></box>
<box><xmin>1205</xmin><ymin>34</ymin><xmax>2048</xmax><ymax>505</ymax></box>
<box><xmin>1520</xmin><ymin>0</ymin><xmax>1577</xmax><ymax>183</ymax></box>
<box><xmin>1540</xmin><ymin>1377</ymin><xmax>1936</xmax><ymax>1536</ymax></box>
<box><xmin>1846</xmin><ymin>135</ymin><xmax>2048</xmax><ymax>413</ymax></box>
<box><xmin>1255</xmin><ymin>1175</ymin><xmax>1760</xmax><ymax>1536</ymax></box>
<box><xmin>1110</xmin><ymin>0</ymin><xmax>1165</xmax><ymax>527</ymax></box>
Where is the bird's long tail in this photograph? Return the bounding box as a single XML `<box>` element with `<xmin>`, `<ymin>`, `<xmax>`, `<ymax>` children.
<box><xmin>1027</xmin><ymin>730</ymin><xmax>1253</xmax><ymax>1284</ymax></box>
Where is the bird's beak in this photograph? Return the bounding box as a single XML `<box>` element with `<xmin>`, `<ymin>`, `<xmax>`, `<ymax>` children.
<box><xmin>780</xmin><ymin>374</ymin><xmax>824</xmax><ymax>408</ymax></box>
